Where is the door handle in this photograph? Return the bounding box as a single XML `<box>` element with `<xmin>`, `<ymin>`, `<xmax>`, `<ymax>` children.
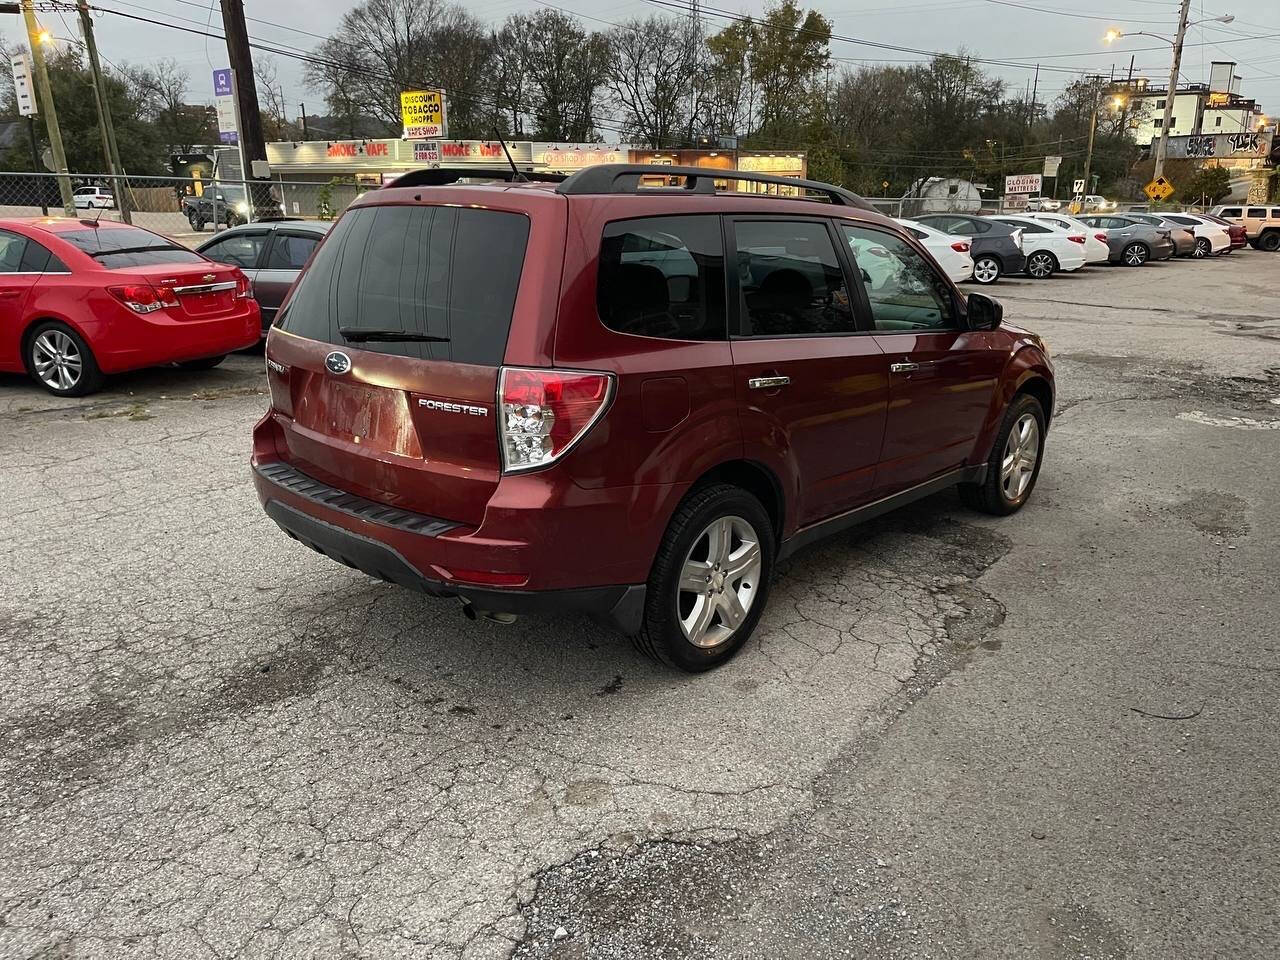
<box><xmin>748</xmin><ymin>375</ymin><xmax>790</xmax><ymax>389</ymax></box>
<box><xmin>889</xmin><ymin>362</ymin><xmax>920</xmax><ymax>373</ymax></box>
<box><xmin>0</xmin><ymin>289</ymin><xmax>22</xmax><ymax>299</ymax></box>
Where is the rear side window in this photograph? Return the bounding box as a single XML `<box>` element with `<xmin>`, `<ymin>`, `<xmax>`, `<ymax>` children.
<box><xmin>1248</xmin><ymin>208</ymin><xmax>1267</xmax><ymax>218</ymax></box>
<box><xmin>265</xmin><ymin>233</ymin><xmax>320</xmax><ymax>270</ymax></box>
<box><xmin>733</xmin><ymin>220</ymin><xmax>856</xmax><ymax>337</ymax></box>
<box><xmin>280</xmin><ymin>204</ymin><xmax>529</xmax><ymax>366</ymax></box>
<box><xmin>597</xmin><ymin>216</ymin><xmax>725</xmax><ymax>340</ymax></box>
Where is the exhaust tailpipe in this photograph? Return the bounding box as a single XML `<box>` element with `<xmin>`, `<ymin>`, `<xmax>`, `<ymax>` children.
<box><xmin>459</xmin><ymin>599</ymin><xmax>517</xmax><ymax>625</ymax></box>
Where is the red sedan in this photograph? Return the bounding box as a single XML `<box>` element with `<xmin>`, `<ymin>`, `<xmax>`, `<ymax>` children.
<box><xmin>1201</xmin><ymin>213</ymin><xmax>1248</xmax><ymax>251</ymax></box>
<box><xmin>0</xmin><ymin>218</ymin><xmax>259</xmax><ymax>396</ymax></box>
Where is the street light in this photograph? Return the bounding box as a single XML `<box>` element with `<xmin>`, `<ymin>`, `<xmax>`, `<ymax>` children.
<box><xmin>1104</xmin><ymin>15</ymin><xmax>1234</xmax><ymax>44</ymax></box>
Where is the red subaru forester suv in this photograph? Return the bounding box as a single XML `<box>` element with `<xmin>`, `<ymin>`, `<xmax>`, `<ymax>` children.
<box><xmin>252</xmin><ymin>165</ymin><xmax>1053</xmax><ymax>671</ymax></box>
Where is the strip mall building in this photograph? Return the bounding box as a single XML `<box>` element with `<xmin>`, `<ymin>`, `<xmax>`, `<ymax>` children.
<box><xmin>263</xmin><ymin>138</ymin><xmax>807</xmax><ymax>213</ymax></box>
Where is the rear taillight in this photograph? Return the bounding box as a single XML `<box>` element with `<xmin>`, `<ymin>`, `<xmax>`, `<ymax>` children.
<box><xmin>108</xmin><ymin>284</ymin><xmax>178</xmax><ymax>314</ymax></box>
<box><xmin>1095</xmin><ymin>233</ymin><xmax>1108</xmax><ymax>243</ymax></box>
<box><xmin>498</xmin><ymin>367</ymin><xmax>614</xmax><ymax>473</ymax></box>
<box><xmin>1068</xmin><ymin>235</ymin><xmax>1086</xmax><ymax>244</ymax></box>
<box><xmin>234</xmin><ymin>270</ymin><xmax>251</xmax><ymax>299</ymax></box>
<box><xmin>950</xmin><ymin>241</ymin><xmax>970</xmax><ymax>252</ymax></box>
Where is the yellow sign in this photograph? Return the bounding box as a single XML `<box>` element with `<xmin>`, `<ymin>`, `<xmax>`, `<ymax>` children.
<box><xmin>1144</xmin><ymin>176</ymin><xmax>1175</xmax><ymax>201</ymax></box>
<box><xmin>401</xmin><ymin>89</ymin><xmax>446</xmax><ymax>140</ymax></box>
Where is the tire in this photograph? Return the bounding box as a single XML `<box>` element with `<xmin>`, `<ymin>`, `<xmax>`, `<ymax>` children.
<box><xmin>1193</xmin><ymin>237</ymin><xmax>1211</xmax><ymax>259</ymax></box>
<box><xmin>26</xmin><ymin>321</ymin><xmax>104</xmax><ymax>397</ymax></box>
<box><xmin>1121</xmin><ymin>242</ymin><xmax>1149</xmax><ymax>267</ymax></box>
<box><xmin>1258</xmin><ymin>231</ymin><xmax>1280</xmax><ymax>252</ymax></box>
<box><xmin>178</xmin><ymin>354</ymin><xmax>227</xmax><ymax>370</ymax></box>
<box><xmin>958</xmin><ymin>393</ymin><xmax>1046</xmax><ymax>517</ymax></box>
<box><xmin>188</xmin><ymin>211</ymin><xmax>204</xmax><ymax>232</ymax></box>
<box><xmin>972</xmin><ymin>255</ymin><xmax>1001</xmax><ymax>285</ymax></box>
<box><xmin>1025</xmin><ymin>251</ymin><xmax>1057</xmax><ymax>279</ymax></box>
<box><xmin>634</xmin><ymin>483</ymin><xmax>774</xmax><ymax>672</ymax></box>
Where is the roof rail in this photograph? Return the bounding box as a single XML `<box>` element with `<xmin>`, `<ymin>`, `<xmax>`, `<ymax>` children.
<box><xmin>382</xmin><ymin>167</ymin><xmax>567</xmax><ymax>189</ymax></box>
<box><xmin>555</xmin><ymin>164</ymin><xmax>876</xmax><ymax>211</ymax></box>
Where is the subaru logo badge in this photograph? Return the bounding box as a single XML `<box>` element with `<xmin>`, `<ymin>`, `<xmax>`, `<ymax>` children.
<box><xmin>324</xmin><ymin>351</ymin><xmax>352</xmax><ymax>375</ymax></box>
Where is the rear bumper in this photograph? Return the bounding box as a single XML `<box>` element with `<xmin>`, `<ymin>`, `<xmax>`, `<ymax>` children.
<box><xmin>94</xmin><ymin>302</ymin><xmax>260</xmax><ymax>372</ymax></box>
<box><xmin>262</xmin><ymin>496</ymin><xmax>646</xmax><ymax>632</ymax></box>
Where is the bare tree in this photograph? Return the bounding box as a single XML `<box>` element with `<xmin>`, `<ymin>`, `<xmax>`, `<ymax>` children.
<box><xmin>493</xmin><ymin>14</ymin><xmax>532</xmax><ymax>136</ymax></box>
<box><xmin>255</xmin><ymin>56</ymin><xmax>291</xmax><ymax>141</ymax></box>
<box><xmin>522</xmin><ymin>9</ymin><xmax>606</xmax><ymax>141</ymax></box>
<box><xmin>604</xmin><ymin>16</ymin><xmax>699</xmax><ymax>148</ymax></box>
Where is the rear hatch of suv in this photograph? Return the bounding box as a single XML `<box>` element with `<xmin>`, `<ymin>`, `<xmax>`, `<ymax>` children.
<box><xmin>263</xmin><ymin>194</ymin><xmax>549</xmax><ymax>528</ymax></box>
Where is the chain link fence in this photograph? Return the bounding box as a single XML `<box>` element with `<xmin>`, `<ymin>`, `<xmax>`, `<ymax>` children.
<box><xmin>0</xmin><ymin>172</ymin><xmax>374</xmax><ymax>247</ymax></box>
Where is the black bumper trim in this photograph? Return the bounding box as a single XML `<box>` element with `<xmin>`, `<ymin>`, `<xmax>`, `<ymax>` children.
<box><xmin>263</xmin><ymin>499</ymin><xmax>646</xmax><ymax>634</ymax></box>
<box><xmin>255</xmin><ymin>461</ymin><xmax>458</xmax><ymax>537</ymax></box>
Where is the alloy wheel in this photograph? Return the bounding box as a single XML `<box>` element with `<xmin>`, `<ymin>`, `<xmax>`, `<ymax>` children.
<box><xmin>1194</xmin><ymin>238</ymin><xmax>1210</xmax><ymax>258</ymax></box>
<box><xmin>1123</xmin><ymin>244</ymin><xmax>1148</xmax><ymax>266</ymax></box>
<box><xmin>677</xmin><ymin>515</ymin><xmax>762</xmax><ymax>649</ymax></box>
<box><xmin>973</xmin><ymin>258</ymin><xmax>1000</xmax><ymax>284</ymax></box>
<box><xmin>1027</xmin><ymin>252</ymin><xmax>1054</xmax><ymax>278</ymax></box>
<box><xmin>1001</xmin><ymin>413</ymin><xmax>1040</xmax><ymax>501</ymax></box>
<box><xmin>31</xmin><ymin>330</ymin><xmax>83</xmax><ymax>392</ymax></box>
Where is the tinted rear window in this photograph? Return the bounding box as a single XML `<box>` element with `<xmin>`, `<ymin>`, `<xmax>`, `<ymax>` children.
<box><xmin>280</xmin><ymin>204</ymin><xmax>529</xmax><ymax>366</ymax></box>
<box><xmin>57</xmin><ymin>226</ymin><xmax>204</xmax><ymax>269</ymax></box>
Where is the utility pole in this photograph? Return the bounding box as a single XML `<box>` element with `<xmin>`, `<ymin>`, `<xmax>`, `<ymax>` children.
<box><xmin>76</xmin><ymin>0</ymin><xmax>131</xmax><ymax>223</ymax></box>
<box><xmin>1080</xmin><ymin>82</ymin><xmax>1105</xmax><ymax>211</ymax></box>
<box><xmin>220</xmin><ymin>0</ymin><xmax>271</xmax><ymax>215</ymax></box>
<box><xmin>1029</xmin><ymin>63</ymin><xmax>1039</xmax><ymax>132</ymax></box>
<box><xmin>20</xmin><ymin>1</ymin><xmax>73</xmax><ymax>215</ymax></box>
<box><xmin>299</xmin><ymin>103</ymin><xmax>308</xmax><ymax>139</ymax></box>
<box><xmin>1153</xmin><ymin>0</ymin><xmax>1192</xmax><ymax>181</ymax></box>
<box><xmin>27</xmin><ymin>116</ymin><xmax>45</xmax><ymax>215</ymax></box>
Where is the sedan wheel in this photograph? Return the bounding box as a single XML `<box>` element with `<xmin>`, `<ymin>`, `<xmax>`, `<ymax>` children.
<box><xmin>1000</xmin><ymin>413</ymin><xmax>1040</xmax><ymax>502</ymax></box>
<box><xmin>1026</xmin><ymin>252</ymin><xmax>1056</xmax><ymax>279</ymax></box>
<box><xmin>1193</xmin><ymin>237</ymin><xmax>1211</xmax><ymax>258</ymax></box>
<box><xmin>1122</xmin><ymin>243</ymin><xmax>1149</xmax><ymax>267</ymax></box>
<box><xmin>973</xmin><ymin>256</ymin><xmax>1001</xmax><ymax>284</ymax></box>
<box><xmin>678</xmin><ymin>515</ymin><xmax>762</xmax><ymax>650</ymax></box>
<box><xmin>28</xmin><ymin>323</ymin><xmax>103</xmax><ymax>396</ymax></box>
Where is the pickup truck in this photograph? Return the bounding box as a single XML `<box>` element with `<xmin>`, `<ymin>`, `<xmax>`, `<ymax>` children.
<box><xmin>181</xmin><ymin>188</ymin><xmax>251</xmax><ymax>231</ymax></box>
<box><xmin>1208</xmin><ymin>203</ymin><xmax>1280</xmax><ymax>251</ymax></box>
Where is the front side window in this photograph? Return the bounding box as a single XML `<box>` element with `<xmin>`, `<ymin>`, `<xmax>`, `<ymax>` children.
<box><xmin>1220</xmin><ymin>208</ymin><xmax>1242</xmax><ymax>218</ymax></box>
<box><xmin>265</xmin><ymin>233</ymin><xmax>321</xmax><ymax>271</ymax></box>
<box><xmin>597</xmin><ymin>216</ymin><xmax>725</xmax><ymax>340</ymax></box>
<box><xmin>202</xmin><ymin>232</ymin><xmax>267</xmax><ymax>269</ymax></box>
<box><xmin>734</xmin><ymin>220</ymin><xmax>855</xmax><ymax>337</ymax></box>
<box><xmin>842</xmin><ymin>225</ymin><xmax>954</xmax><ymax>332</ymax></box>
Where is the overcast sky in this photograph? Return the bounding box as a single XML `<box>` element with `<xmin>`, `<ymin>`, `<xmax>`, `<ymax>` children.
<box><xmin>10</xmin><ymin>0</ymin><xmax>1280</xmax><ymax>124</ymax></box>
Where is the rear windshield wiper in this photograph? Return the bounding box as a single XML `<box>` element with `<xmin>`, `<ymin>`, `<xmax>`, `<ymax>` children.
<box><xmin>339</xmin><ymin>328</ymin><xmax>451</xmax><ymax>343</ymax></box>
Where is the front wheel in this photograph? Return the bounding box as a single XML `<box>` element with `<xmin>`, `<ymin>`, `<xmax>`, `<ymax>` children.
<box><xmin>1122</xmin><ymin>242</ymin><xmax>1149</xmax><ymax>267</ymax></box>
<box><xmin>972</xmin><ymin>255</ymin><xmax>1001</xmax><ymax>285</ymax></box>
<box><xmin>635</xmin><ymin>484</ymin><xmax>774</xmax><ymax>672</ymax></box>
<box><xmin>1193</xmin><ymin>237</ymin><xmax>1211</xmax><ymax>259</ymax></box>
<box><xmin>1025</xmin><ymin>251</ymin><xmax>1057</xmax><ymax>279</ymax></box>
<box><xmin>959</xmin><ymin>393</ymin><xmax>1046</xmax><ymax>516</ymax></box>
<box><xmin>188</xmin><ymin>211</ymin><xmax>204</xmax><ymax>232</ymax></box>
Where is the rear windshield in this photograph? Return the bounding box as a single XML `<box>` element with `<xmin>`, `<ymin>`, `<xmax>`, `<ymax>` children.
<box><xmin>58</xmin><ymin>226</ymin><xmax>205</xmax><ymax>269</ymax></box>
<box><xmin>278</xmin><ymin>203</ymin><xmax>529</xmax><ymax>366</ymax></box>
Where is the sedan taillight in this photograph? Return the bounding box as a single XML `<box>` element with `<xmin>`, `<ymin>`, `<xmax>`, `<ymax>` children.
<box><xmin>108</xmin><ymin>284</ymin><xmax>178</xmax><ymax>314</ymax></box>
<box><xmin>235</xmin><ymin>273</ymin><xmax>251</xmax><ymax>299</ymax></box>
<box><xmin>499</xmin><ymin>367</ymin><xmax>614</xmax><ymax>473</ymax></box>
<box><xmin>1095</xmin><ymin>233</ymin><xmax>1108</xmax><ymax>243</ymax></box>
<box><xmin>1068</xmin><ymin>235</ymin><xmax>1086</xmax><ymax>244</ymax></box>
<box><xmin>950</xmin><ymin>241</ymin><xmax>970</xmax><ymax>252</ymax></box>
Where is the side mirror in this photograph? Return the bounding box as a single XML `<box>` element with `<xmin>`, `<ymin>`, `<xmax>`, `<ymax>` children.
<box><xmin>966</xmin><ymin>291</ymin><xmax>1003</xmax><ymax>331</ymax></box>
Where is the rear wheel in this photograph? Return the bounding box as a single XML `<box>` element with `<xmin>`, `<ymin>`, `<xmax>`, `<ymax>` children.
<box><xmin>972</xmin><ymin>255</ymin><xmax>1001</xmax><ymax>285</ymax></box>
<box><xmin>178</xmin><ymin>354</ymin><xmax>227</xmax><ymax>370</ymax></box>
<box><xmin>1025</xmin><ymin>251</ymin><xmax>1057</xmax><ymax>279</ymax></box>
<box><xmin>26</xmin><ymin>322</ymin><xmax>104</xmax><ymax>397</ymax></box>
<box><xmin>959</xmin><ymin>393</ymin><xmax>1046</xmax><ymax>516</ymax></box>
<box><xmin>1193</xmin><ymin>237</ymin><xmax>1211</xmax><ymax>258</ymax></box>
<box><xmin>635</xmin><ymin>484</ymin><xmax>774</xmax><ymax>672</ymax></box>
<box><xmin>1258</xmin><ymin>231</ymin><xmax>1280</xmax><ymax>252</ymax></box>
<box><xmin>1122</xmin><ymin>242</ymin><xmax>1149</xmax><ymax>267</ymax></box>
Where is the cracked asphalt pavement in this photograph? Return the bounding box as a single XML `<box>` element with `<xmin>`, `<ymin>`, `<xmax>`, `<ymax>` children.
<box><xmin>2</xmin><ymin>254</ymin><xmax>1277</xmax><ymax>959</ymax></box>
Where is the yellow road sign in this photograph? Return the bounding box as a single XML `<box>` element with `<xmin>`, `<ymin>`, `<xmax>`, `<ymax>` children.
<box><xmin>1144</xmin><ymin>176</ymin><xmax>1175</xmax><ymax>201</ymax></box>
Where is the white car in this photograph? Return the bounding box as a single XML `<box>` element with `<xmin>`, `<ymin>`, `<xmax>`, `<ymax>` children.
<box><xmin>991</xmin><ymin>214</ymin><xmax>1087</xmax><ymax>278</ymax></box>
<box><xmin>72</xmin><ymin>186</ymin><xmax>114</xmax><ymax>209</ymax></box>
<box><xmin>1022</xmin><ymin>212</ymin><xmax>1110</xmax><ymax>265</ymax></box>
<box><xmin>1028</xmin><ymin>197</ymin><xmax>1062</xmax><ymax>212</ymax></box>
<box><xmin>1158</xmin><ymin>213</ymin><xmax>1231</xmax><ymax>257</ymax></box>
<box><xmin>895</xmin><ymin>218</ymin><xmax>974</xmax><ymax>283</ymax></box>
<box><xmin>1084</xmin><ymin>195</ymin><xmax>1115</xmax><ymax>212</ymax></box>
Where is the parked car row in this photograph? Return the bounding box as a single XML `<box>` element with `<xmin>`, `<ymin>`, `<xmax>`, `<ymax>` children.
<box><xmin>900</xmin><ymin>206</ymin><xmax>1256</xmax><ymax>284</ymax></box>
